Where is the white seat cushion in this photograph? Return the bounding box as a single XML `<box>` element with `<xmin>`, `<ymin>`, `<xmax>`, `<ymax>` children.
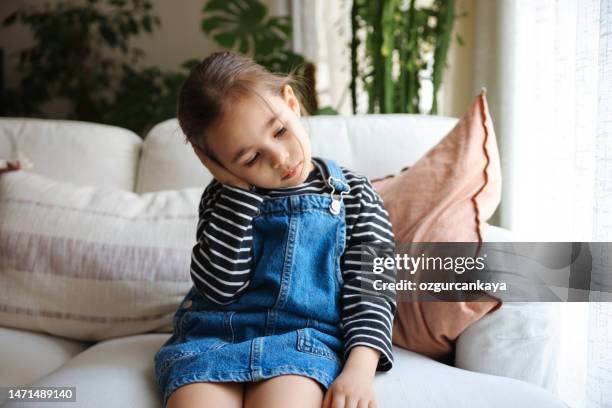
<box><xmin>4</xmin><ymin>334</ymin><xmax>166</xmax><ymax>408</ymax></box>
<box><xmin>0</xmin><ymin>326</ymin><xmax>89</xmax><ymax>404</ymax></box>
<box><xmin>375</xmin><ymin>347</ymin><xmax>565</xmax><ymax>407</ymax></box>
<box><xmin>5</xmin><ymin>334</ymin><xmax>565</xmax><ymax>408</ymax></box>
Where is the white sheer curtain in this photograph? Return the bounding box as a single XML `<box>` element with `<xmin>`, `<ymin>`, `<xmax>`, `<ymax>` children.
<box><xmin>289</xmin><ymin>0</ymin><xmax>352</xmax><ymax>115</ymax></box>
<box><xmin>473</xmin><ymin>1</ymin><xmax>612</xmax><ymax>406</ymax></box>
<box><xmin>286</xmin><ymin>0</ymin><xmax>612</xmax><ymax>405</ymax></box>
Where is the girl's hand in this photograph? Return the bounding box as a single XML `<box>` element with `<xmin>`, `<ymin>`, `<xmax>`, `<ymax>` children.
<box><xmin>322</xmin><ymin>366</ymin><xmax>378</xmax><ymax>408</ymax></box>
<box><xmin>191</xmin><ymin>143</ymin><xmax>251</xmax><ymax>190</ymax></box>
<box><xmin>0</xmin><ymin>160</ymin><xmax>21</xmax><ymax>174</ymax></box>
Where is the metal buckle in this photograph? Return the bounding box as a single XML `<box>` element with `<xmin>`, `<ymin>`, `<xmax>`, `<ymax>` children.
<box><xmin>327</xmin><ymin>176</ymin><xmax>350</xmax><ymax>215</ymax></box>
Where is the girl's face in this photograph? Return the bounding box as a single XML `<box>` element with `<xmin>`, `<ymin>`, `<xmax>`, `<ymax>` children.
<box><xmin>203</xmin><ymin>85</ymin><xmax>314</xmax><ymax>189</ymax></box>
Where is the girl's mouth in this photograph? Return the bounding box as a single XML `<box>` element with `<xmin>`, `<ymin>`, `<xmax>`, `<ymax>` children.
<box><xmin>281</xmin><ymin>161</ymin><xmax>303</xmax><ymax>181</ymax></box>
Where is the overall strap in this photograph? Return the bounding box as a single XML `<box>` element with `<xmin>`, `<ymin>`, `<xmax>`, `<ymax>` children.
<box><xmin>319</xmin><ymin>158</ymin><xmax>350</xmax><ymax>194</ymax></box>
<box><xmin>319</xmin><ymin>158</ymin><xmax>351</xmax><ymax>215</ymax></box>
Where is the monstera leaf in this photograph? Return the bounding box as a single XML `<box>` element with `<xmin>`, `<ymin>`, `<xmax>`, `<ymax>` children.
<box><xmin>201</xmin><ymin>0</ymin><xmax>291</xmax><ymax>57</ymax></box>
<box><xmin>255</xmin><ymin>50</ymin><xmax>306</xmax><ymax>76</ymax></box>
<box><xmin>200</xmin><ymin>0</ymin><xmax>323</xmax><ymax>114</ymax></box>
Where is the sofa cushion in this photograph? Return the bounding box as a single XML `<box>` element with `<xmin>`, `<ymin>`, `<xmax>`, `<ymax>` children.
<box><xmin>372</xmin><ymin>91</ymin><xmax>502</xmax><ymax>360</ymax></box>
<box><xmin>0</xmin><ymin>118</ymin><xmax>142</xmax><ymax>190</ymax></box>
<box><xmin>455</xmin><ymin>302</ymin><xmax>561</xmax><ymax>392</ymax></box>
<box><xmin>135</xmin><ymin>115</ymin><xmax>458</xmax><ymax>193</ymax></box>
<box><xmin>2</xmin><ymin>334</ymin><xmax>167</xmax><ymax>408</ymax></box>
<box><xmin>0</xmin><ymin>171</ymin><xmax>195</xmax><ymax>341</ymax></box>
<box><xmin>135</xmin><ymin>119</ymin><xmax>212</xmax><ymax>194</ymax></box>
<box><xmin>0</xmin><ymin>326</ymin><xmax>89</xmax><ymax>402</ymax></box>
<box><xmin>10</xmin><ymin>333</ymin><xmax>565</xmax><ymax>408</ymax></box>
<box><xmin>305</xmin><ymin>114</ymin><xmax>457</xmax><ymax>179</ymax></box>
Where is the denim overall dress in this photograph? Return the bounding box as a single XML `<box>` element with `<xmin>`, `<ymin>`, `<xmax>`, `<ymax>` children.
<box><xmin>154</xmin><ymin>158</ymin><xmax>351</xmax><ymax>406</ymax></box>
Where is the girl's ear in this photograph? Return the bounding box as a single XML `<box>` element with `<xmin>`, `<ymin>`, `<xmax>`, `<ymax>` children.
<box><xmin>282</xmin><ymin>84</ymin><xmax>301</xmax><ymax>117</ymax></box>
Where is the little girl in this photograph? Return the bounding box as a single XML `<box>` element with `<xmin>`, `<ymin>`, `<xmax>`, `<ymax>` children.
<box><xmin>154</xmin><ymin>51</ymin><xmax>396</xmax><ymax>408</ymax></box>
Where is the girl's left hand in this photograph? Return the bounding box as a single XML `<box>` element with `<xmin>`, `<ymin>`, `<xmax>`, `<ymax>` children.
<box><xmin>322</xmin><ymin>366</ymin><xmax>378</xmax><ymax>408</ymax></box>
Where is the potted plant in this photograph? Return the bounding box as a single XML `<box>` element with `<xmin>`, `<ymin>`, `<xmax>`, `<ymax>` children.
<box><xmin>2</xmin><ymin>0</ymin><xmax>189</xmax><ymax>136</ymax></box>
<box><xmin>350</xmin><ymin>0</ymin><xmax>463</xmax><ymax>114</ymax></box>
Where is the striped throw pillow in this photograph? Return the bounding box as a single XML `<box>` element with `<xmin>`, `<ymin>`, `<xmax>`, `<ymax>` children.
<box><xmin>0</xmin><ymin>171</ymin><xmax>199</xmax><ymax>341</ymax></box>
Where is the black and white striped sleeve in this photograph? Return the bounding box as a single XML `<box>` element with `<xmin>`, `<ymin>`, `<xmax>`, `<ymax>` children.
<box><xmin>190</xmin><ymin>180</ymin><xmax>264</xmax><ymax>305</ymax></box>
<box><xmin>340</xmin><ymin>175</ymin><xmax>396</xmax><ymax>371</ymax></box>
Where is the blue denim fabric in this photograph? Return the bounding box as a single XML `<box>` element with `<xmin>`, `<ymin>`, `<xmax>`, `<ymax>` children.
<box><xmin>154</xmin><ymin>159</ymin><xmax>350</xmax><ymax>407</ymax></box>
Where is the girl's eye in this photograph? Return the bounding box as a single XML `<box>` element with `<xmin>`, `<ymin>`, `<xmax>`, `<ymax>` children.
<box><xmin>245</xmin><ymin>152</ymin><xmax>259</xmax><ymax>166</ymax></box>
<box><xmin>274</xmin><ymin>126</ymin><xmax>286</xmax><ymax>137</ymax></box>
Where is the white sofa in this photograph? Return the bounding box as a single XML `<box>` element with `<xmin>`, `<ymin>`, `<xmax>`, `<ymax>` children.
<box><xmin>0</xmin><ymin>116</ymin><xmax>566</xmax><ymax>407</ymax></box>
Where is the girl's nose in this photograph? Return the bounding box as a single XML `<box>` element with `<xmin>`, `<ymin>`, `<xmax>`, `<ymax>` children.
<box><xmin>270</xmin><ymin>149</ymin><xmax>289</xmax><ymax>169</ymax></box>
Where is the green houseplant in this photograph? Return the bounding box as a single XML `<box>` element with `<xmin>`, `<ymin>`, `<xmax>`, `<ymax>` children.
<box><xmin>350</xmin><ymin>0</ymin><xmax>463</xmax><ymax>114</ymax></box>
<box><xmin>200</xmin><ymin>0</ymin><xmax>322</xmax><ymax>114</ymax></box>
<box><xmin>2</xmin><ymin>0</ymin><xmax>189</xmax><ymax>135</ymax></box>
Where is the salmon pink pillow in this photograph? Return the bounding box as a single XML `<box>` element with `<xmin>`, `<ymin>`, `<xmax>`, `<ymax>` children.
<box><xmin>372</xmin><ymin>90</ymin><xmax>503</xmax><ymax>361</ymax></box>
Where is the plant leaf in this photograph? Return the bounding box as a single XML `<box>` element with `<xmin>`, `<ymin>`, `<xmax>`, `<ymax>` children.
<box><xmin>201</xmin><ymin>17</ymin><xmax>224</xmax><ymax>33</ymax></box>
<box><xmin>2</xmin><ymin>11</ymin><xmax>18</xmax><ymax>26</ymax></box>
<box><xmin>181</xmin><ymin>58</ymin><xmax>200</xmax><ymax>70</ymax></box>
<box><xmin>99</xmin><ymin>23</ymin><xmax>117</xmax><ymax>46</ymax></box>
<box><xmin>204</xmin><ymin>0</ymin><xmax>228</xmax><ymax>12</ymax></box>
<box><xmin>213</xmin><ymin>32</ymin><xmax>237</xmax><ymax>48</ymax></box>
<box><xmin>246</xmin><ymin>0</ymin><xmax>267</xmax><ymax>23</ymax></box>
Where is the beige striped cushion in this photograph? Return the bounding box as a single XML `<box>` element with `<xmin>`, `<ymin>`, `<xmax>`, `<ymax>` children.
<box><xmin>0</xmin><ymin>171</ymin><xmax>198</xmax><ymax>341</ymax></box>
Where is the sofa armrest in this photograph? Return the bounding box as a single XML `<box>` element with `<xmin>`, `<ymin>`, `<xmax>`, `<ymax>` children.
<box><xmin>483</xmin><ymin>224</ymin><xmax>514</xmax><ymax>242</ymax></box>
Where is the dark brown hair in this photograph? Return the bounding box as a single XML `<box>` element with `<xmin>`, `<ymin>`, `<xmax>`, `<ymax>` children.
<box><xmin>177</xmin><ymin>51</ymin><xmax>310</xmax><ymax>159</ymax></box>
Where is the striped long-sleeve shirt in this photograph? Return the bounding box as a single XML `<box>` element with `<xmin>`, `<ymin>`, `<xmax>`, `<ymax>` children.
<box><xmin>190</xmin><ymin>157</ymin><xmax>396</xmax><ymax>370</ymax></box>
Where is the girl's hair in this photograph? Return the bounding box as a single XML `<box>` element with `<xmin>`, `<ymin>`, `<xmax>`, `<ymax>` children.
<box><xmin>177</xmin><ymin>51</ymin><xmax>310</xmax><ymax>159</ymax></box>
